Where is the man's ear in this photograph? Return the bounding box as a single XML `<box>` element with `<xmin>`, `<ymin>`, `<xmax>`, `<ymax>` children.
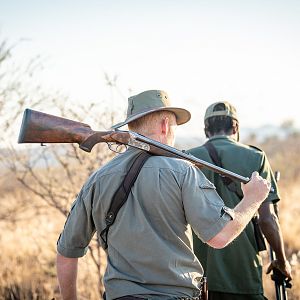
<box><xmin>204</xmin><ymin>127</ymin><xmax>209</xmax><ymax>138</ymax></box>
<box><xmin>232</xmin><ymin>121</ymin><xmax>239</xmax><ymax>141</ymax></box>
<box><xmin>161</xmin><ymin>117</ymin><xmax>169</xmax><ymax>135</ymax></box>
<box><xmin>232</xmin><ymin>122</ymin><xmax>239</xmax><ymax>135</ymax></box>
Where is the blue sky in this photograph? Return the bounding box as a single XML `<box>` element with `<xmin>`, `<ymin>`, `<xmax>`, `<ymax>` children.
<box><xmin>1</xmin><ymin>0</ymin><xmax>300</xmax><ymax>137</ymax></box>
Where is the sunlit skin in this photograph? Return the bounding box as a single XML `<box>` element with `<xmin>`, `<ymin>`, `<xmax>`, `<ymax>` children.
<box><xmin>136</xmin><ymin>114</ymin><xmax>177</xmax><ymax>147</ymax></box>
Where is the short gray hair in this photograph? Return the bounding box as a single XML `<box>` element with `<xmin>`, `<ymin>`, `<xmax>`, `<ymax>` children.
<box><xmin>128</xmin><ymin>111</ymin><xmax>176</xmax><ymax>135</ymax></box>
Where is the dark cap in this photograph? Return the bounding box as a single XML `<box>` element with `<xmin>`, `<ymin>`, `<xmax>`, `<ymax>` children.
<box><xmin>204</xmin><ymin>101</ymin><xmax>238</xmax><ymax>121</ymax></box>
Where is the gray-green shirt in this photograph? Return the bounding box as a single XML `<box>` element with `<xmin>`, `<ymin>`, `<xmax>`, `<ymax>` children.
<box><xmin>57</xmin><ymin>148</ymin><xmax>232</xmax><ymax>299</ymax></box>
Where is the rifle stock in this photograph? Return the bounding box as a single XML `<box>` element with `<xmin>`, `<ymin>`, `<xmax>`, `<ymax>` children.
<box><xmin>18</xmin><ymin>109</ymin><xmax>115</xmax><ymax>152</ymax></box>
<box><xmin>18</xmin><ymin>108</ymin><xmax>252</xmax><ymax>184</ymax></box>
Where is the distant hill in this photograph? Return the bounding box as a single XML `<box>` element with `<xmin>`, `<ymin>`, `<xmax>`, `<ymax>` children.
<box><xmin>175</xmin><ymin>124</ymin><xmax>299</xmax><ymax>149</ymax></box>
<box><xmin>240</xmin><ymin>124</ymin><xmax>297</xmax><ymax>142</ymax></box>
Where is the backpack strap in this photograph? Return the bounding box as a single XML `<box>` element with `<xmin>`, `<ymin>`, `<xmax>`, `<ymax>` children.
<box><xmin>100</xmin><ymin>151</ymin><xmax>151</xmax><ymax>249</ymax></box>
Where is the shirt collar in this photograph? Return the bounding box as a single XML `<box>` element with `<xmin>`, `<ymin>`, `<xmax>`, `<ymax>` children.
<box><xmin>208</xmin><ymin>135</ymin><xmax>236</xmax><ymax>143</ymax></box>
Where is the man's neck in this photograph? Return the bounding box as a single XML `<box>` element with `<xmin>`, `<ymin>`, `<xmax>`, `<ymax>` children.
<box><xmin>209</xmin><ymin>133</ymin><xmax>237</xmax><ymax>141</ymax></box>
<box><xmin>147</xmin><ymin>133</ymin><xmax>174</xmax><ymax>147</ymax></box>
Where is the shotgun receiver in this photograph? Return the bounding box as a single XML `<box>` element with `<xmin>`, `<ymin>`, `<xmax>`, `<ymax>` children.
<box><xmin>18</xmin><ymin>108</ymin><xmax>253</xmax><ymax>185</ymax></box>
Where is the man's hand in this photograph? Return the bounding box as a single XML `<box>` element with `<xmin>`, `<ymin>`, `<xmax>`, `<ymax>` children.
<box><xmin>242</xmin><ymin>171</ymin><xmax>271</xmax><ymax>205</ymax></box>
<box><xmin>267</xmin><ymin>259</ymin><xmax>293</xmax><ymax>281</ymax></box>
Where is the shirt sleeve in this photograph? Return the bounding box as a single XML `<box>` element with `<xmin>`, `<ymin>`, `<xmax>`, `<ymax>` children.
<box><xmin>57</xmin><ymin>184</ymin><xmax>96</xmax><ymax>258</ymax></box>
<box><xmin>259</xmin><ymin>152</ymin><xmax>280</xmax><ymax>203</ymax></box>
<box><xmin>181</xmin><ymin>165</ymin><xmax>233</xmax><ymax>243</ymax></box>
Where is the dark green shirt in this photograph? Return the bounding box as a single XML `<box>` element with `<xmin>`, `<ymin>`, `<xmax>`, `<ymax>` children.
<box><xmin>188</xmin><ymin>135</ymin><xmax>280</xmax><ymax>294</ymax></box>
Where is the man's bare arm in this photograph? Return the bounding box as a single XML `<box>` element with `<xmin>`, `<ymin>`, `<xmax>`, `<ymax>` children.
<box><xmin>207</xmin><ymin>172</ymin><xmax>270</xmax><ymax>249</ymax></box>
<box><xmin>56</xmin><ymin>253</ymin><xmax>78</xmax><ymax>300</ymax></box>
<box><xmin>258</xmin><ymin>202</ymin><xmax>292</xmax><ymax>279</ymax></box>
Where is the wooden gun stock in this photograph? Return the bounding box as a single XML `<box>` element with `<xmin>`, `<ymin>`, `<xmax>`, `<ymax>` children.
<box><xmin>18</xmin><ymin>109</ymin><xmax>115</xmax><ymax>152</ymax></box>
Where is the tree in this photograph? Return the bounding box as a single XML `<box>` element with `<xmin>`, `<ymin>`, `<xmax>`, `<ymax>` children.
<box><xmin>0</xmin><ymin>36</ymin><xmax>126</xmax><ymax>298</ymax></box>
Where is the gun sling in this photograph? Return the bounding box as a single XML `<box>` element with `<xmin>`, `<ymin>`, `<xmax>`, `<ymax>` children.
<box><xmin>204</xmin><ymin>141</ymin><xmax>267</xmax><ymax>252</ymax></box>
<box><xmin>100</xmin><ymin>151</ymin><xmax>151</xmax><ymax>249</ymax></box>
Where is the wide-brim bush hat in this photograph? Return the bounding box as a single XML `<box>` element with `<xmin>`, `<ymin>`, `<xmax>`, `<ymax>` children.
<box><xmin>111</xmin><ymin>90</ymin><xmax>191</xmax><ymax>129</ymax></box>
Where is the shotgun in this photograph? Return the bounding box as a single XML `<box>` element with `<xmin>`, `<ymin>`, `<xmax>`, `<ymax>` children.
<box><xmin>17</xmin><ymin>108</ymin><xmax>262</xmax><ymax>186</ymax></box>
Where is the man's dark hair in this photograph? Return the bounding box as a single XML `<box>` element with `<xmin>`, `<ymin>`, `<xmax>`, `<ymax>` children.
<box><xmin>204</xmin><ymin>102</ymin><xmax>239</xmax><ymax>137</ymax></box>
<box><xmin>204</xmin><ymin>103</ymin><xmax>238</xmax><ymax>137</ymax></box>
<box><xmin>204</xmin><ymin>116</ymin><xmax>236</xmax><ymax>137</ymax></box>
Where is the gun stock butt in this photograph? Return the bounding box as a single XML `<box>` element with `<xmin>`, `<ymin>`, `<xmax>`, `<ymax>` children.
<box><xmin>18</xmin><ymin>109</ymin><xmax>93</xmax><ymax>145</ymax></box>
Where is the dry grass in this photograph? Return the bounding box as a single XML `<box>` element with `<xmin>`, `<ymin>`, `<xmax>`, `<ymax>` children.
<box><xmin>262</xmin><ymin>181</ymin><xmax>300</xmax><ymax>300</ymax></box>
<box><xmin>1</xmin><ymin>177</ymin><xmax>299</xmax><ymax>299</ymax></box>
<box><xmin>0</xmin><ymin>196</ymin><xmax>61</xmax><ymax>299</ymax></box>
<box><xmin>0</xmin><ymin>184</ymin><xmax>106</xmax><ymax>300</ymax></box>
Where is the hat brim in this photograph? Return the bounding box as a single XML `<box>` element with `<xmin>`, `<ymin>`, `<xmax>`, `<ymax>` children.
<box><xmin>111</xmin><ymin>107</ymin><xmax>191</xmax><ymax>129</ymax></box>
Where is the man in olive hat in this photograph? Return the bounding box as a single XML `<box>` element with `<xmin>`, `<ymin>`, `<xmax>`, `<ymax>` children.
<box><xmin>56</xmin><ymin>91</ymin><xmax>270</xmax><ymax>300</ymax></box>
<box><xmin>188</xmin><ymin>101</ymin><xmax>292</xmax><ymax>300</ymax></box>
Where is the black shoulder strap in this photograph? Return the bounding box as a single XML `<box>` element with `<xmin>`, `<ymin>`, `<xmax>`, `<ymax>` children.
<box><xmin>100</xmin><ymin>151</ymin><xmax>151</xmax><ymax>249</ymax></box>
<box><xmin>248</xmin><ymin>144</ymin><xmax>263</xmax><ymax>152</ymax></box>
<box><xmin>204</xmin><ymin>141</ymin><xmax>233</xmax><ymax>186</ymax></box>
<box><xmin>204</xmin><ymin>141</ymin><xmax>222</xmax><ymax>166</ymax></box>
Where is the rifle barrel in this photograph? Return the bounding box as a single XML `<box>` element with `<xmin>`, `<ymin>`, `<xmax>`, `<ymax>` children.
<box><xmin>108</xmin><ymin>131</ymin><xmax>250</xmax><ymax>184</ymax></box>
<box><xmin>133</xmin><ymin>132</ymin><xmax>250</xmax><ymax>184</ymax></box>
